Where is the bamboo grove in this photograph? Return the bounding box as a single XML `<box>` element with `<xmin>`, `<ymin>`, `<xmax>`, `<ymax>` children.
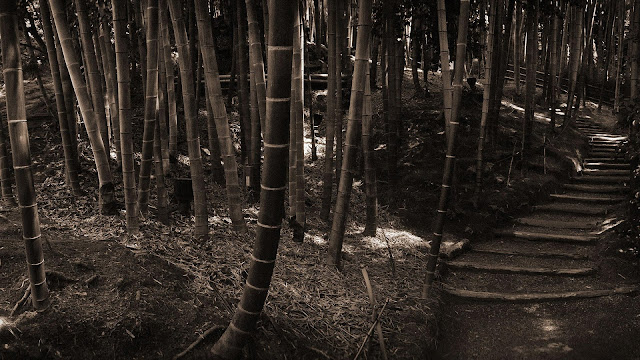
<box><xmin>0</xmin><ymin>0</ymin><xmax>637</xmax><ymax>357</ymax></box>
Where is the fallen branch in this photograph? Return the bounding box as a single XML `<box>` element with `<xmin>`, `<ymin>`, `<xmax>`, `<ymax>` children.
<box><xmin>360</xmin><ymin>266</ymin><xmax>388</xmax><ymax>360</ymax></box>
<box><xmin>10</xmin><ymin>287</ymin><xmax>31</xmax><ymax>316</ymax></box>
<box><xmin>173</xmin><ymin>325</ymin><xmax>225</xmax><ymax>360</ymax></box>
<box><xmin>353</xmin><ymin>299</ymin><xmax>389</xmax><ymax>360</ymax></box>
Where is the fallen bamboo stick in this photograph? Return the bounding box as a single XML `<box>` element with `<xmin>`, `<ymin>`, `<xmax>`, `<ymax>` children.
<box><xmin>353</xmin><ymin>299</ymin><xmax>389</xmax><ymax>360</ymax></box>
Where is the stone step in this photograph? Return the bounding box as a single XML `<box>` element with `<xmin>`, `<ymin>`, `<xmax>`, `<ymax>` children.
<box><xmin>441</xmin><ymin>284</ymin><xmax>639</xmax><ymax>302</ymax></box>
<box><xmin>470</xmin><ymin>246</ymin><xmax>589</xmax><ymax>260</ymax></box>
<box><xmin>572</xmin><ymin>175</ymin><xmax>630</xmax><ymax>183</ymax></box>
<box><xmin>583</xmin><ymin>162</ymin><xmax>629</xmax><ymax>170</ymax></box>
<box><xmin>514</xmin><ymin>217</ymin><xmax>598</xmax><ymax>229</ymax></box>
<box><xmin>533</xmin><ymin>203</ymin><xmax>611</xmax><ymax>215</ymax></box>
<box><xmin>550</xmin><ymin>193</ymin><xmax>626</xmax><ymax>203</ymax></box>
<box><xmin>563</xmin><ymin>183</ymin><xmax>628</xmax><ymax>193</ymax></box>
<box><xmin>584</xmin><ymin>157</ymin><xmax>628</xmax><ymax>163</ymax></box>
<box><xmin>582</xmin><ymin>169</ymin><xmax>629</xmax><ymax>176</ymax></box>
<box><xmin>494</xmin><ymin>229</ymin><xmax>597</xmax><ymax>243</ymax></box>
<box><xmin>446</xmin><ymin>261</ymin><xmax>596</xmax><ymax>276</ymax></box>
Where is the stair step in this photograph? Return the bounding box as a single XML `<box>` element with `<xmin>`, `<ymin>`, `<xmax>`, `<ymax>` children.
<box><xmin>550</xmin><ymin>193</ymin><xmax>626</xmax><ymax>203</ymax></box>
<box><xmin>514</xmin><ymin>217</ymin><xmax>598</xmax><ymax>229</ymax></box>
<box><xmin>441</xmin><ymin>284</ymin><xmax>639</xmax><ymax>302</ymax></box>
<box><xmin>494</xmin><ymin>229</ymin><xmax>597</xmax><ymax>243</ymax></box>
<box><xmin>584</xmin><ymin>157</ymin><xmax>628</xmax><ymax>163</ymax></box>
<box><xmin>470</xmin><ymin>247</ymin><xmax>589</xmax><ymax>260</ymax></box>
<box><xmin>533</xmin><ymin>203</ymin><xmax>611</xmax><ymax>215</ymax></box>
<box><xmin>583</xmin><ymin>169</ymin><xmax>629</xmax><ymax>176</ymax></box>
<box><xmin>583</xmin><ymin>162</ymin><xmax>628</xmax><ymax>170</ymax></box>
<box><xmin>445</xmin><ymin>261</ymin><xmax>596</xmax><ymax>276</ymax></box>
<box><xmin>563</xmin><ymin>183</ymin><xmax>628</xmax><ymax>193</ymax></box>
<box><xmin>573</xmin><ymin>175</ymin><xmax>630</xmax><ymax>183</ymax></box>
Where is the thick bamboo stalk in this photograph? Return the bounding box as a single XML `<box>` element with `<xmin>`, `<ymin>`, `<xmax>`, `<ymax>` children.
<box><xmin>137</xmin><ymin>0</ymin><xmax>159</xmax><ymax>215</ymax></box>
<box><xmin>245</xmin><ymin>0</ymin><xmax>267</xmax><ymax>129</ymax></box>
<box><xmin>0</xmin><ymin>112</ymin><xmax>14</xmax><ymax>205</ymax></box>
<box><xmin>194</xmin><ymin>0</ymin><xmax>247</xmax><ymax>232</ymax></box>
<box><xmin>632</xmin><ymin>0</ymin><xmax>640</xmax><ymax>101</ymax></box>
<box><xmin>237</xmin><ymin>0</ymin><xmax>251</xmax><ymax>178</ymax></box>
<box><xmin>0</xmin><ymin>0</ymin><xmax>50</xmax><ymax>311</ymax></box>
<box><xmin>111</xmin><ymin>0</ymin><xmax>139</xmax><ymax>231</ymax></box>
<box><xmin>327</xmin><ymin>0</ymin><xmax>372</xmax><ymax>268</ymax></box>
<box><xmin>39</xmin><ymin>0</ymin><xmax>80</xmax><ymax>194</ymax></box>
<box><xmin>154</xmin><ymin>34</ymin><xmax>169</xmax><ymax>225</ymax></box>
<box><xmin>157</xmin><ymin>30</ymin><xmax>170</xmax><ymax>173</ymax></box>
<box><xmin>167</xmin><ymin>0</ymin><xmax>209</xmax><ymax>237</ymax></box>
<box><xmin>423</xmin><ymin>0</ymin><xmax>470</xmax><ymax>297</ymax></box>
<box><xmin>210</xmin><ymin>1</ymin><xmax>295</xmax><ymax>356</ymax></box>
<box><xmin>74</xmin><ymin>0</ymin><xmax>109</xmax><ymax>152</ymax></box>
<box><xmin>50</xmin><ymin>0</ymin><xmax>116</xmax><ymax>215</ymax></box>
<box><xmin>320</xmin><ymin>0</ymin><xmax>337</xmax><ymax>222</ymax></box>
<box><xmin>335</xmin><ymin>0</ymin><xmax>345</xmax><ymax>181</ymax></box>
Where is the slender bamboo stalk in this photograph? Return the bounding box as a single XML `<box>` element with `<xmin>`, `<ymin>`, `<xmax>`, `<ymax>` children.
<box><xmin>39</xmin><ymin>0</ymin><xmax>80</xmax><ymax>194</ymax></box>
<box><xmin>138</xmin><ymin>0</ymin><xmax>159</xmax><ymax>216</ymax></box>
<box><xmin>0</xmin><ymin>112</ymin><xmax>14</xmax><ymax>205</ymax></box>
<box><xmin>614</xmin><ymin>0</ymin><xmax>625</xmax><ymax>113</ymax></box>
<box><xmin>294</xmin><ymin>2</ymin><xmax>306</xmax><ymax>240</ymax></box>
<box><xmin>245</xmin><ymin>0</ymin><xmax>267</xmax><ymax>129</ymax></box>
<box><xmin>327</xmin><ymin>0</ymin><xmax>372</xmax><ymax>268</ymax></box>
<box><xmin>437</xmin><ymin>0</ymin><xmax>452</xmax><ymax>132</ymax></box>
<box><xmin>632</xmin><ymin>0</ymin><xmax>640</xmax><ymax>101</ymax></box>
<box><xmin>423</xmin><ymin>0</ymin><xmax>470</xmax><ymax>297</ymax></box>
<box><xmin>97</xmin><ymin>0</ymin><xmax>121</xmax><ymax>167</ymax></box>
<box><xmin>514</xmin><ymin>1</ymin><xmax>523</xmax><ymax>95</ymax></box>
<box><xmin>237</xmin><ymin>0</ymin><xmax>251</xmax><ymax>181</ymax></box>
<box><xmin>474</xmin><ymin>0</ymin><xmax>496</xmax><ymax>199</ymax></box>
<box><xmin>50</xmin><ymin>0</ymin><xmax>117</xmax><ymax>215</ymax></box>
<box><xmin>154</xmin><ymin>32</ymin><xmax>169</xmax><ymax>225</ymax></box>
<box><xmin>205</xmin><ymin>83</ymin><xmax>225</xmax><ymax>184</ymax></box>
<box><xmin>0</xmin><ymin>0</ymin><xmax>50</xmax><ymax>310</ymax></box>
<box><xmin>167</xmin><ymin>0</ymin><xmax>209</xmax><ymax>237</ymax></box>
<box><xmin>74</xmin><ymin>0</ymin><xmax>109</xmax><ymax>152</ymax></box>
<box><xmin>335</xmin><ymin>0</ymin><xmax>345</xmax><ymax>180</ymax></box>
<box><xmin>549</xmin><ymin>1</ymin><xmax>560</xmax><ymax>130</ymax></box>
<box><xmin>362</xmin><ymin>41</ymin><xmax>377</xmax><ymax>236</ymax></box>
<box><xmin>563</xmin><ymin>1</ymin><xmax>584</xmax><ymax>128</ymax></box>
<box><xmin>194</xmin><ymin>0</ymin><xmax>247</xmax><ymax>232</ymax></box>
<box><xmin>320</xmin><ymin>0</ymin><xmax>337</xmax><ymax>222</ymax></box>
<box><xmin>160</xmin><ymin>4</ymin><xmax>178</xmax><ymax>163</ymax></box>
<box><xmin>210</xmin><ymin>1</ymin><xmax>295</xmax><ymax>356</ymax></box>
<box><xmin>522</xmin><ymin>0</ymin><xmax>539</xmax><ymax>170</ymax></box>
<box><xmin>157</xmin><ymin>29</ymin><xmax>170</xmax><ymax>173</ymax></box>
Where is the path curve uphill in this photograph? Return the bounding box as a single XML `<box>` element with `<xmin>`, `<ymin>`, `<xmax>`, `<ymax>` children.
<box><xmin>436</xmin><ymin>116</ymin><xmax>640</xmax><ymax>359</ymax></box>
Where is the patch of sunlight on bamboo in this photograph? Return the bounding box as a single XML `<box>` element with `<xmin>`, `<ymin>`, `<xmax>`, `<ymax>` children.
<box><xmin>502</xmin><ymin>99</ymin><xmax>557</xmax><ymax>124</ymax></box>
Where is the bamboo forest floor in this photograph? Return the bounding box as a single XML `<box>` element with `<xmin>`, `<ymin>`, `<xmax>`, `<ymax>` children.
<box><xmin>0</xmin><ymin>70</ymin><xmax>638</xmax><ymax>359</ymax></box>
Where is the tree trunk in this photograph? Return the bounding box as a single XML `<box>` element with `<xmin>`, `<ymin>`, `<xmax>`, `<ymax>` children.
<box><xmin>320</xmin><ymin>0</ymin><xmax>337</xmax><ymax>222</ymax></box>
<box><xmin>194</xmin><ymin>0</ymin><xmax>247</xmax><ymax>232</ymax></box>
<box><xmin>167</xmin><ymin>0</ymin><xmax>209</xmax><ymax>237</ymax></box>
<box><xmin>327</xmin><ymin>0</ymin><xmax>372</xmax><ymax>268</ymax></box>
<box><xmin>39</xmin><ymin>0</ymin><xmax>80</xmax><ymax>194</ymax></box>
<box><xmin>210</xmin><ymin>1</ymin><xmax>294</xmax><ymax>356</ymax></box>
<box><xmin>50</xmin><ymin>0</ymin><xmax>117</xmax><ymax>215</ymax></box>
<box><xmin>0</xmin><ymin>0</ymin><xmax>50</xmax><ymax>310</ymax></box>
<box><xmin>423</xmin><ymin>0</ymin><xmax>470</xmax><ymax>297</ymax></box>
<box><xmin>137</xmin><ymin>0</ymin><xmax>159</xmax><ymax>216</ymax></box>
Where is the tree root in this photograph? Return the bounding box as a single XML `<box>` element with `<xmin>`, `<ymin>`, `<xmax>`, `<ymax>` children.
<box><xmin>173</xmin><ymin>325</ymin><xmax>225</xmax><ymax>360</ymax></box>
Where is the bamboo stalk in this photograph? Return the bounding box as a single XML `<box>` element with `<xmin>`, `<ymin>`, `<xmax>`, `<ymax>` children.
<box><xmin>39</xmin><ymin>0</ymin><xmax>80</xmax><ymax>194</ymax></box>
<box><xmin>423</xmin><ymin>0</ymin><xmax>470</xmax><ymax>297</ymax></box>
<box><xmin>294</xmin><ymin>2</ymin><xmax>306</xmax><ymax>240</ymax></box>
<box><xmin>137</xmin><ymin>0</ymin><xmax>159</xmax><ymax>216</ymax></box>
<box><xmin>51</xmin><ymin>0</ymin><xmax>116</xmax><ymax>215</ymax></box>
<box><xmin>327</xmin><ymin>0</ymin><xmax>372</xmax><ymax>268</ymax></box>
<box><xmin>167</xmin><ymin>0</ymin><xmax>209</xmax><ymax>237</ymax></box>
<box><xmin>210</xmin><ymin>1</ymin><xmax>295</xmax><ymax>356</ymax></box>
<box><xmin>0</xmin><ymin>0</ymin><xmax>50</xmax><ymax>310</ymax></box>
<box><xmin>362</xmin><ymin>41</ymin><xmax>377</xmax><ymax>236</ymax></box>
<box><xmin>320</xmin><ymin>0</ymin><xmax>337</xmax><ymax>222</ymax></box>
<box><xmin>160</xmin><ymin>5</ymin><xmax>178</xmax><ymax>163</ymax></box>
<box><xmin>194</xmin><ymin>0</ymin><xmax>247</xmax><ymax>232</ymax></box>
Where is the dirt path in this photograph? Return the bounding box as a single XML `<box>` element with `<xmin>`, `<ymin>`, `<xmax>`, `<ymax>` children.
<box><xmin>436</xmin><ymin>117</ymin><xmax>640</xmax><ymax>359</ymax></box>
